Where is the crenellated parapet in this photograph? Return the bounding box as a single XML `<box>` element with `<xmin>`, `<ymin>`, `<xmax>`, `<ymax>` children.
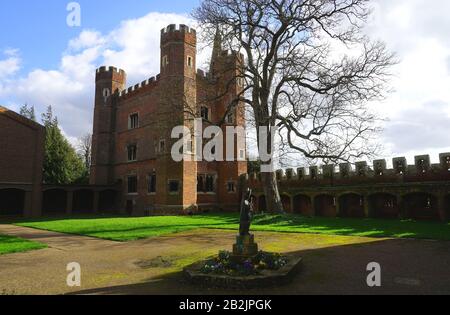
<box><xmin>219</xmin><ymin>49</ymin><xmax>244</xmax><ymax>61</ymax></box>
<box><xmin>248</xmin><ymin>153</ymin><xmax>450</xmax><ymax>184</ymax></box>
<box><xmin>160</xmin><ymin>24</ymin><xmax>196</xmax><ymax>46</ymax></box>
<box><xmin>95</xmin><ymin>66</ymin><xmax>126</xmax><ymax>83</ymax></box>
<box><xmin>118</xmin><ymin>74</ymin><xmax>161</xmax><ymax>99</ymax></box>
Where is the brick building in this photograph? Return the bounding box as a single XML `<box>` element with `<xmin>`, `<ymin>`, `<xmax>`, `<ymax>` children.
<box><xmin>90</xmin><ymin>24</ymin><xmax>248</xmax><ymax>215</ymax></box>
<box><xmin>0</xmin><ymin>106</ymin><xmax>44</xmax><ymax>217</ymax></box>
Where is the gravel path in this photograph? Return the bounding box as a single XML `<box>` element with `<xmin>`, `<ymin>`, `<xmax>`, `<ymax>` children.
<box><xmin>0</xmin><ymin>224</ymin><xmax>449</xmax><ymax>295</ymax></box>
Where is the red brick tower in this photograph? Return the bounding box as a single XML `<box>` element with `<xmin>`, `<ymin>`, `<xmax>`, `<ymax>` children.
<box><xmin>210</xmin><ymin>34</ymin><xmax>248</xmax><ymax>209</ymax></box>
<box><xmin>156</xmin><ymin>24</ymin><xmax>198</xmax><ymax>211</ymax></box>
<box><xmin>90</xmin><ymin>66</ymin><xmax>126</xmax><ymax>185</ymax></box>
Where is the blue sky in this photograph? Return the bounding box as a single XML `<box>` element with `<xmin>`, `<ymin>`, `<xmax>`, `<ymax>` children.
<box><xmin>0</xmin><ymin>0</ymin><xmax>449</xmax><ymax>165</ymax></box>
<box><xmin>0</xmin><ymin>0</ymin><xmax>199</xmax><ymax>76</ymax></box>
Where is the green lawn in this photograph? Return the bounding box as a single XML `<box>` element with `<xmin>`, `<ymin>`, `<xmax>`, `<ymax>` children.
<box><xmin>13</xmin><ymin>214</ymin><xmax>450</xmax><ymax>242</ymax></box>
<box><xmin>0</xmin><ymin>234</ymin><xmax>47</xmax><ymax>255</ymax></box>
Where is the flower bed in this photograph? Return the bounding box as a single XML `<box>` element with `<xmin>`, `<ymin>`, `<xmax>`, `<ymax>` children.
<box><xmin>200</xmin><ymin>250</ymin><xmax>288</xmax><ymax>277</ymax></box>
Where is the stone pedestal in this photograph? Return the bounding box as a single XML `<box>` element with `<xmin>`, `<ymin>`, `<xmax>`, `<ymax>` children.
<box><xmin>231</xmin><ymin>234</ymin><xmax>259</xmax><ymax>263</ymax></box>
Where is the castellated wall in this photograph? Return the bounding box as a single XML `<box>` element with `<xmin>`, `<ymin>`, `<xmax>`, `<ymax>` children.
<box><xmin>247</xmin><ymin>153</ymin><xmax>450</xmax><ymax>221</ymax></box>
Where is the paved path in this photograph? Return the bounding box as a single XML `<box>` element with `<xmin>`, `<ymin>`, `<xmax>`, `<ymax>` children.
<box><xmin>0</xmin><ymin>224</ymin><xmax>449</xmax><ymax>295</ymax></box>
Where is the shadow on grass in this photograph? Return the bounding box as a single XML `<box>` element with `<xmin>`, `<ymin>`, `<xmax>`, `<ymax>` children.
<box><xmin>244</xmin><ymin>214</ymin><xmax>450</xmax><ymax>241</ymax></box>
<box><xmin>5</xmin><ymin>213</ymin><xmax>450</xmax><ymax>242</ymax></box>
<box><xmin>68</xmin><ymin>237</ymin><xmax>450</xmax><ymax>295</ymax></box>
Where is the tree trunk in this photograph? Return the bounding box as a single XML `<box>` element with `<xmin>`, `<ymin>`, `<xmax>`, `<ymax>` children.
<box><xmin>261</xmin><ymin>171</ymin><xmax>284</xmax><ymax>214</ymax></box>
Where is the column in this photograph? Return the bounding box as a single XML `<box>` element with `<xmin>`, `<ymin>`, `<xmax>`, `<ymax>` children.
<box><xmin>93</xmin><ymin>191</ymin><xmax>100</xmax><ymax>214</ymax></box>
<box><xmin>66</xmin><ymin>191</ymin><xmax>73</xmax><ymax>215</ymax></box>
<box><xmin>397</xmin><ymin>194</ymin><xmax>404</xmax><ymax>219</ymax></box>
<box><xmin>437</xmin><ymin>194</ymin><xmax>446</xmax><ymax>222</ymax></box>
<box><xmin>363</xmin><ymin>194</ymin><xmax>370</xmax><ymax>218</ymax></box>
<box><xmin>310</xmin><ymin>195</ymin><xmax>316</xmax><ymax>217</ymax></box>
<box><xmin>24</xmin><ymin>191</ymin><xmax>33</xmax><ymax>218</ymax></box>
<box><xmin>290</xmin><ymin>195</ymin><xmax>294</xmax><ymax>214</ymax></box>
<box><xmin>31</xmin><ymin>184</ymin><xmax>43</xmax><ymax>217</ymax></box>
<box><xmin>335</xmin><ymin>195</ymin><xmax>341</xmax><ymax>217</ymax></box>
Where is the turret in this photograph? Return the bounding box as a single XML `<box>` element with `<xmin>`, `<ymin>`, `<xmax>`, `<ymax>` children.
<box><xmin>160</xmin><ymin>24</ymin><xmax>197</xmax><ymax>79</ymax></box>
<box><xmin>91</xmin><ymin>66</ymin><xmax>126</xmax><ymax>185</ymax></box>
<box><xmin>95</xmin><ymin>66</ymin><xmax>126</xmax><ymax>107</ymax></box>
<box><xmin>156</xmin><ymin>25</ymin><xmax>198</xmax><ymax>210</ymax></box>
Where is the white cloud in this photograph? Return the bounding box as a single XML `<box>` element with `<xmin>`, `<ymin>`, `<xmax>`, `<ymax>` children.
<box><xmin>0</xmin><ymin>49</ymin><xmax>21</xmax><ymax>79</ymax></box>
<box><xmin>365</xmin><ymin>0</ymin><xmax>450</xmax><ymax>162</ymax></box>
<box><xmin>1</xmin><ymin>3</ymin><xmax>449</xmax><ymax>165</ymax></box>
<box><xmin>68</xmin><ymin>30</ymin><xmax>106</xmax><ymax>52</ymax></box>
<box><xmin>0</xmin><ymin>12</ymin><xmax>209</xmax><ymax>140</ymax></box>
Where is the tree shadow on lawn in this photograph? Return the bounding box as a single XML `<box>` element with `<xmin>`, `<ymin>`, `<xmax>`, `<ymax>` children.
<box><xmin>5</xmin><ymin>213</ymin><xmax>450</xmax><ymax>241</ymax></box>
<box><xmin>246</xmin><ymin>214</ymin><xmax>450</xmax><ymax>241</ymax></box>
<box><xmin>69</xmin><ymin>237</ymin><xmax>450</xmax><ymax>295</ymax></box>
<box><xmin>6</xmin><ymin>213</ymin><xmax>239</xmax><ymax>225</ymax></box>
<box><xmin>10</xmin><ymin>223</ymin><xmax>239</xmax><ymax>242</ymax></box>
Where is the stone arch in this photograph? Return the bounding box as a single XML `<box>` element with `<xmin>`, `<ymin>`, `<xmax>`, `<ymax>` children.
<box><xmin>42</xmin><ymin>189</ymin><xmax>67</xmax><ymax>215</ymax></box>
<box><xmin>314</xmin><ymin>194</ymin><xmax>336</xmax><ymax>217</ymax></box>
<box><xmin>339</xmin><ymin>193</ymin><xmax>365</xmax><ymax>218</ymax></box>
<box><xmin>403</xmin><ymin>192</ymin><xmax>439</xmax><ymax>221</ymax></box>
<box><xmin>73</xmin><ymin>189</ymin><xmax>94</xmax><ymax>214</ymax></box>
<box><xmin>99</xmin><ymin>190</ymin><xmax>117</xmax><ymax>213</ymax></box>
<box><xmin>280</xmin><ymin>194</ymin><xmax>292</xmax><ymax>213</ymax></box>
<box><xmin>0</xmin><ymin>189</ymin><xmax>25</xmax><ymax>216</ymax></box>
<box><xmin>368</xmin><ymin>193</ymin><xmax>399</xmax><ymax>219</ymax></box>
<box><xmin>293</xmin><ymin>194</ymin><xmax>313</xmax><ymax>216</ymax></box>
<box><xmin>258</xmin><ymin>195</ymin><xmax>267</xmax><ymax>213</ymax></box>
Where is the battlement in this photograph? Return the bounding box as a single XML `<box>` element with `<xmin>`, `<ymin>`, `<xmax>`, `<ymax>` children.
<box><xmin>249</xmin><ymin>153</ymin><xmax>450</xmax><ymax>183</ymax></box>
<box><xmin>160</xmin><ymin>24</ymin><xmax>197</xmax><ymax>45</ymax></box>
<box><xmin>218</xmin><ymin>49</ymin><xmax>244</xmax><ymax>62</ymax></box>
<box><xmin>161</xmin><ymin>24</ymin><xmax>196</xmax><ymax>35</ymax></box>
<box><xmin>118</xmin><ymin>74</ymin><xmax>161</xmax><ymax>99</ymax></box>
<box><xmin>96</xmin><ymin>66</ymin><xmax>126</xmax><ymax>82</ymax></box>
<box><xmin>96</xmin><ymin>66</ymin><xmax>126</xmax><ymax>76</ymax></box>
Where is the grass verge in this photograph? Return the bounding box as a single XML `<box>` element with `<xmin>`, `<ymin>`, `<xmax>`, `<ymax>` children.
<box><xmin>13</xmin><ymin>213</ymin><xmax>450</xmax><ymax>242</ymax></box>
<box><xmin>0</xmin><ymin>234</ymin><xmax>47</xmax><ymax>255</ymax></box>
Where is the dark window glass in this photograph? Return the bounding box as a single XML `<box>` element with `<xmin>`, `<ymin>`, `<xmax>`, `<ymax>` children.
<box><xmin>201</xmin><ymin>107</ymin><xmax>209</xmax><ymax>121</ymax></box>
<box><xmin>205</xmin><ymin>175</ymin><xmax>215</xmax><ymax>193</ymax></box>
<box><xmin>128</xmin><ymin>176</ymin><xmax>138</xmax><ymax>194</ymax></box>
<box><xmin>197</xmin><ymin>175</ymin><xmax>204</xmax><ymax>192</ymax></box>
<box><xmin>159</xmin><ymin>140</ymin><xmax>165</xmax><ymax>153</ymax></box>
<box><xmin>148</xmin><ymin>173</ymin><xmax>156</xmax><ymax>193</ymax></box>
<box><xmin>168</xmin><ymin>180</ymin><xmax>180</xmax><ymax>193</ymax></box>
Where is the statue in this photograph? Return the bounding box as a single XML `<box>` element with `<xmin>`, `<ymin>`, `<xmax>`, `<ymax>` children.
<box><xmin>232</xmin><ymin>188</ymin><xmax>258</xmax><ymax>261</ymax></box>
<box><xmin>239</xmin><ymin>188</ymin><xmax>253</xmax><ymax>236</ymax></box>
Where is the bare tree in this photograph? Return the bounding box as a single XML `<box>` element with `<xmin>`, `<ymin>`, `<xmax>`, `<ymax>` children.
<box><xmin>194</xmin><ymin>0</ymin><xmax>397</xmax><ymax>213</ymax></box>
<box><xmin>77</xmin><ymin>133</ymin><xmax>92</xmax><ymax>170</ymax></box>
